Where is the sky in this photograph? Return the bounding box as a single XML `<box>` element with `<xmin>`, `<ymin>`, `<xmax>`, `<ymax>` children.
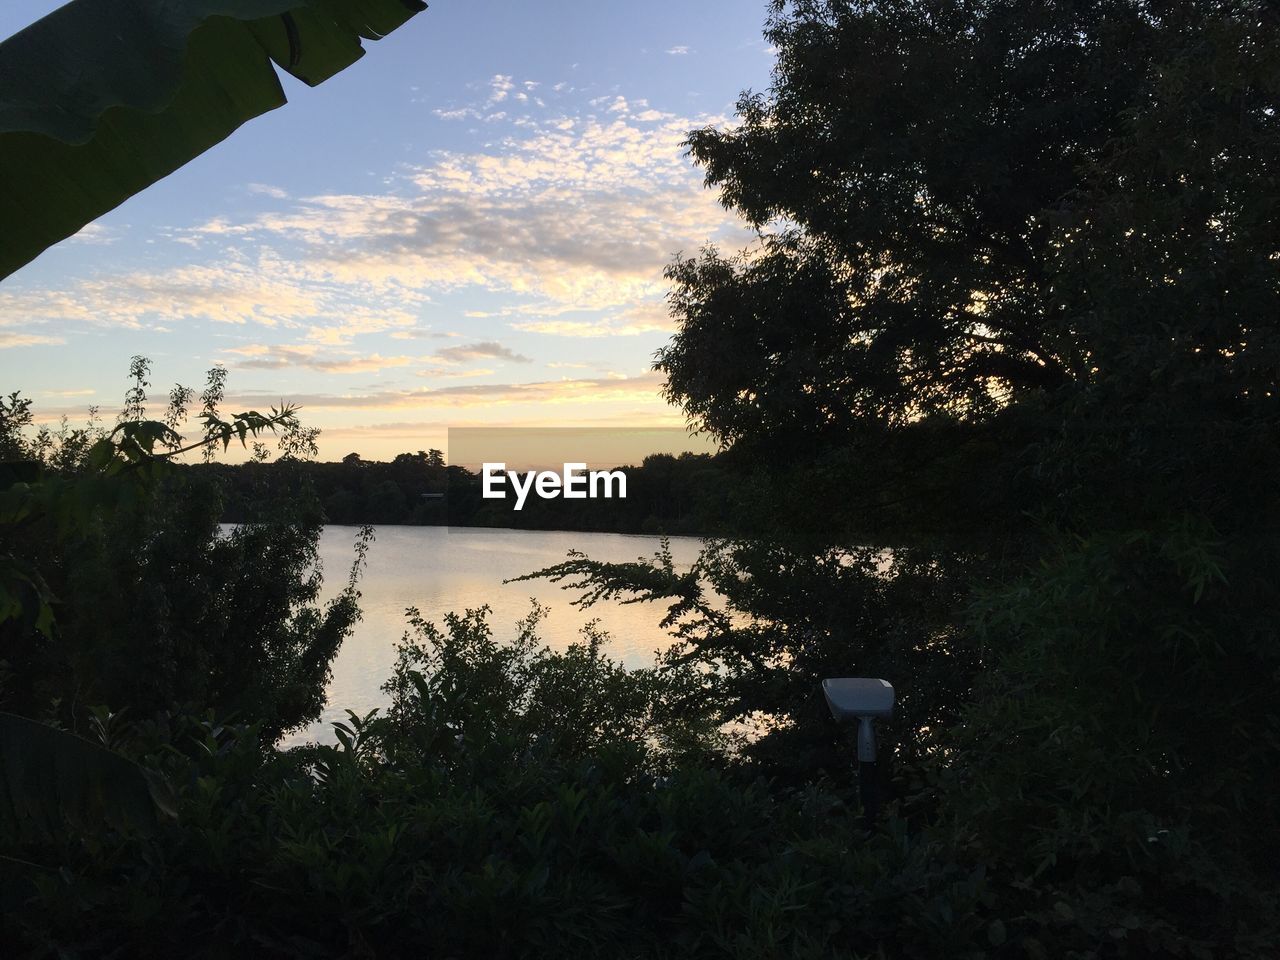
<box><xmin>0</xmin><ymin>0</ymin><xmax>774</xmax><ymax>461</ymax></box>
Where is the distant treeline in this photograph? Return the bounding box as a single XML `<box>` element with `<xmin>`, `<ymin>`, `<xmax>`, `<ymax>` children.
<box><xmin>187</xmin><ymin>449</ymin><xmax>739</xmax><ymax>536</ymax></box>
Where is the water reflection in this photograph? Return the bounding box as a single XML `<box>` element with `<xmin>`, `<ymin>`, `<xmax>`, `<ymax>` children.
<box><xmin>288</xmin><ymin>526</ymin><xmax>703</xmax><ymax>745</ymax></box>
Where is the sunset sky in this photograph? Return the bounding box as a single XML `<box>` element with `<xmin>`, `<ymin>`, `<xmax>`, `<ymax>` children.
<box><xmin>0</xmin><ymin>0</ymin><xmax>772</xmax><ymax>460</ymax></box>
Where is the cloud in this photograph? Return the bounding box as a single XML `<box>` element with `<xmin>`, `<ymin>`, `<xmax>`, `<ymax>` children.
<box><xmin>223</xmin><ymin>340</ymin><xmax>531</xmax><ymax>375</ymax></box>
<box><xmin>42</xmin><ymin>388</ymin><xmax>96</xmax><ymax>397</ymax></box>
<box><xmin>513</xmin><ymin>319</ymin><xmax>656</xmax><ymax>337</ymax></box>
<box><xmin>435</xmin><ymin>340</ymin><xmax>532</xmax><ymax>364</ymax></box>
<box><xmin>0</xmin><ymin>252</ymin><xmax>423</xmax><ymax>344</ymax></box>
<box><xmin>172</xmin><ymin>99</ymin><xmax>747</xmax><ymax>309</ymax></box>
<box><xmin>434</xmin><ymin>106</ymin><xmax>480</xmax><ymax>121</ymax></box>
<box><xmin>512</xmin><ymin>302</ymin><xmax>673</xmax><ymax>337</ymax></box>
<box><xmin>225</xmin><ymin>371</ymin><xmax>668</xmax><ymax>411</ymax></box>
<box><xmin>246</xmin><ymin>183</ymin><xmax>289</xmax><ymax>199</ymax></box>
<box><xmin>184</xmin><ymin>109</ymin><xmax>747</xmax><ymax>321</ymax></box>
<box><xmin>84</xmin><ymin>260</ymin><xmax>329</xmax><ymax>327</ymax></box>
<box><xmin>224</xmin><ymin>344</ymin><xmax>417</xmax><ymax>374</ymax></box>
<box><xmin>487</xmin><ymin>74</ymin><xmax>515</xmax><ymax>104</ymax></box>
<box><xmin>415</xmin><ymin>367</ymin><xmax>497</xmax><ymax>379</ymax></box>
<box><xmin>0</xmin><ymin>86</ymin><xmax>747</xmax><ymax>357</ymax></box>
<box><xmin>389</xmin><ymin>327</ymin><xmax>451</xmax><ymax>340</ymax></box>
<box><xmin>0</xmin><ymin>332</ymin><xmax>65</xmax><ymax>348</ymax></box>
<box><xmin>666</xmin><ymin>45</ymin><xmax>691</xmax><ymax>55</ymax></box>
<box><xmin>306</xmin><ymin>408</ymin><xmax>695</xmax><ymax>455</ymax></box>
<box><xmin>65</xmin><ymin>223</ymin><xmax>117</xmax><ymax>245</ymax></box>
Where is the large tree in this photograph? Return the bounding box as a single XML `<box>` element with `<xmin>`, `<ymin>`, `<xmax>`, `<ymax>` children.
<box><xmin>541</xmin><ymin>1</ymin><xmax>1280</xmax><ymax>950</ymax></box>
<box><xmin>661</xmin><ymin>0</ymin><xmax>1280</xmax><ymax>545</ymax></box>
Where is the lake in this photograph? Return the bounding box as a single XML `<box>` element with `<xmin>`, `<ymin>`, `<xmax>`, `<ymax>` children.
<box><xmin>289</xmin><ymin>526</ymin><xmax>704</xmax><ymax>745</ymax></box>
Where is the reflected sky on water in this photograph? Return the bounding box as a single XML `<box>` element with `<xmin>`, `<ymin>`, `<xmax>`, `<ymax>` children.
<box><xmin>287</xmin><ymin>526</ymin><xmax>704</xmax><ymax>746</ymax></box>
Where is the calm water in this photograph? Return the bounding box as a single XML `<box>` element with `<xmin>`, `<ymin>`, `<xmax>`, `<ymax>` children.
<box><xmin>289</xmin><ymin>526</ymin><xmax>703</xmax><ymax>745</ymax></box>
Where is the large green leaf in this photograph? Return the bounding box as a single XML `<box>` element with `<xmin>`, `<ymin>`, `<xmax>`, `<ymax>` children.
<box><xmin>0</xmin><ymin>711</ymin><xmax>173</xmax><ymax>845</ymax></box>
<box><xmin>0</xmin><ymin>0</ymin><xmax>428</xmax><ymax>281</ymax></box>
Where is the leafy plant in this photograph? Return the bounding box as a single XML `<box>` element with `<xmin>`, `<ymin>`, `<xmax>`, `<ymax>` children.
<box><xmin>0</xmin><ymin>0</ymin><xmax>428</xmax><ymax>279</ymax></box>
<box><xmin>0</xmin><ymin>711</ymin><xmax>171</xmax><ymax>846</ymax></box>
<box><xmin>1</xmin><ymin>359</ymin><xmax>367</xmax><ymax>741</ymax></box>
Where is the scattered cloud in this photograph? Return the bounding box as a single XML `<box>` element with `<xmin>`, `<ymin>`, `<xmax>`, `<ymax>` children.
<box><xmin>224</xmin><ymin>344</ymin><xmax>416</xmax><ymax>374</ymax></box>
<box><xmin>246</xmin><ymin>183</ymin><xmax>289</xmax><ymax>199</ymax></box>
<box><xmin>434</xmin><ymin>106</ymin><xmax>480</xmax><ymax>121</ymax></box>
<box><xmin>512</xmin><ymin>302</ymin><xmax>673</xmax><ymax>338</ymax></box>
<box><xmin>2</xmin><ymin>82</ymin><xmax>747</xmax><ymax>439</ymax></box>
<box><xmin>415</xmin><ymin>367</ymin><xmax>497</xmax><ymax>379</ymax></box>
<box><xmin>0</xmin><ymin>252</ymin><xmax>423</xmax><ymax>344</ymax></box>
<box><xmin>65</xmin><ymin>223</ymin><xmax>117</xmax><ymax>245</ymax></box>
<box><xmin>225</xmin><ymin>371</ymin><xmax>668</xmax><ymax>410</ymax></box>
<box><xmin>307</xmin><ymin>408</ymin><xmax>694</xmax><ymax>451</ymax></box>
<box><xmin>666</xmin><ymin>45</ymin><xmax>691</xmax><ymax>55</ymax></box>
<box><xmin>178</xmin><ymin>106</ymin><xmax>746</xmax><ymax>323</ymax></box>
<box><xmin>487</xmin><ymin>74</ymin><xmax>515</xmax><ymax>104</ymax></box>
<box><xmin>0</xmin><ymin>331</ymin><xmax>64</xmax><ymax>348</ymax></box>
<box><xmin>434</xmin><ymin>340</ymin><xmax>533</xmax><ymax>364</ymax></box>
<box><xmin>389</xmin><ymin>327</ymin><xmax>451</xmax><ymax>340</ymax></box>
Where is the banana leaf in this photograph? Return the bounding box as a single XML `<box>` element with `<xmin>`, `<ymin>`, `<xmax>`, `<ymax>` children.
<box><xmin>0</xmin><ymin>0</ymin><xmax>428</xmax><ymax>281</ymax></box>
<box><xmin>0</xmin><ymin>711</ymin><xmax>175</xmax><ymax>845</ymax></box>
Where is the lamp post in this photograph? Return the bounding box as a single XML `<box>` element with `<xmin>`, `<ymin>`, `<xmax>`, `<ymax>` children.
<box><xmin>822</xmin><ymin>677</ymin><xmax>894</xmax><ymax>826</ymax></box>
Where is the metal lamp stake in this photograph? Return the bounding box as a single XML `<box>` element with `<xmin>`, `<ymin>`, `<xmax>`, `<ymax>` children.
<box><xmin>822</xmin><ymin>677</ymin><xmax>894</xmax><ymax>827</ymax></box>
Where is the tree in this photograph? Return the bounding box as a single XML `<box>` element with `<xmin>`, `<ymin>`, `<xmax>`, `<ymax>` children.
<box><xmin>0</xmin><ymin>0</ymin><xmax>427</xmax><ymax>280</ymax></box>
<box><xmin>1</xmin><ymin>359</ymin><xmax>370</xmax><ymax>742</ymax></box>
<box><xmin>528</xmin><ymin>1</ymin><xmax>1280</xmax><ymax>949</ymax></box>
<box><xmin>660</xmin><ymin>0</ymin><xmax>1279</xmax><ymax>543</ymax></box>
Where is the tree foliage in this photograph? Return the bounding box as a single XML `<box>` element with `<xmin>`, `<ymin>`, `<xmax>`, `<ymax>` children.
<box><xmin>521</xmin><ymin>0</ymin><xmax>1280</xmax><ymax>952</ymax></box>
<box><xmin>4</xmin><ymin>1</ymin><xmax>1280</xmax><ymax>955</ymax></box>
<box><xmin>0</xmin><ymin>0</ymin><xmax>427</xmax><ymax>279</ymax></box>
<box><xmin>0</xmin><ymin>359</ymin><xmax>368</xmax><ymax>742</ymax></box>
<box><xmin>195</xmin><ymin>448</ymin><xmax>740</xmax><ymax>533</ymax></box>
<box><xmin>663</xmin><ymin>0</ymin><xmax>1278</xmax><ymax>445</ymax></box>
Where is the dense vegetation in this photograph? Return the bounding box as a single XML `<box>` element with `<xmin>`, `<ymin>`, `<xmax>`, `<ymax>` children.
<box><xmin>0</xmin><ymin>362</ymin><xmax>369</xmax><ymax>742</ymax></box>
<box><xmin>3</xmin><ymin>1</ymin><xmax>1278</xmax><ymax>956</ymax></box>
<box><xmin>193</xmin><ymin>449</ymin><xmax>741</xmax><ymax>535</ymax></box>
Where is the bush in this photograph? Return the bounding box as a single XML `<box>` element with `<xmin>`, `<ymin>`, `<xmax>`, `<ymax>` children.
<box><xmin>0</xmin><ymin>363</ymin><xmax>366</xmax><ymax>741</ymax></box>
